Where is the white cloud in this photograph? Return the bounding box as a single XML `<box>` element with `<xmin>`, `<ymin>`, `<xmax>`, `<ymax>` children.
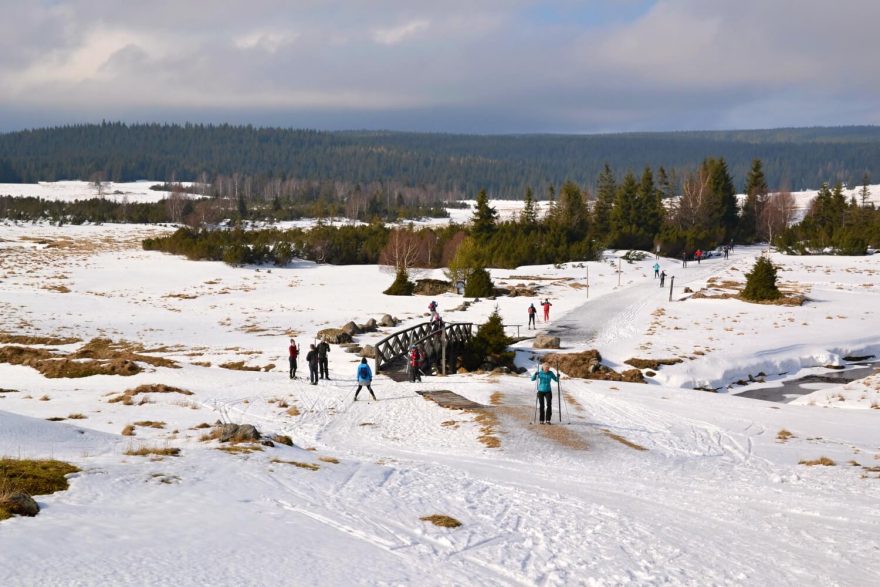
<box><xmin>234</xmin><ymin>31</ymin><xmax>299</xmax><ymax>53</ymax></box>
<box><xmin>372</xmin><ymin>20</ymin><xmax>430</xmax><ymax>46</ymax></box>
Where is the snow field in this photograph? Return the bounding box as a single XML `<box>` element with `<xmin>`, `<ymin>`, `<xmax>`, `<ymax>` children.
<box><xmin>0</xmin><ymin>222</ymin><xmax>879</xmax><ymax>585</ymax></box>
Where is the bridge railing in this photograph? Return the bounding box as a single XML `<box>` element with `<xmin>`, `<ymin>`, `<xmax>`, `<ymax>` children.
<box><xmin>374</xmin><ymin>322</ymin><xmax>473</xmax><ymax>373</ymax></box>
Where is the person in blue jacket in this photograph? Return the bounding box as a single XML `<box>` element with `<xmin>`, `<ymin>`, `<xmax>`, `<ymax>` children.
<box><xmin>354</xmin><ymin>358</ymin><xmax>377</xmax><ymax>401</ymax></box>
<box><xmin>531</xmin><ymin>363</ymin><xmax>559</xmax><ymax>424</ymax></box>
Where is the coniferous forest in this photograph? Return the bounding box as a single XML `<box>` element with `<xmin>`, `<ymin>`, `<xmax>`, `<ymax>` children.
<box><xmin>1</xmin><ymin>123</ymin><xmax>880</xmax><ymax>196</ymax></box>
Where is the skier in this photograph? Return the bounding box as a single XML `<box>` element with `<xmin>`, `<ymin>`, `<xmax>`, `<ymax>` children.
<box><xmin>541</xmin><ymin>298</ymin><xmax>552</xmax><ymax>322</ymax></box>
<box><xmin>527</xmin><ymin>303</ymin><xmax>537</xmax><ymax>330</ymax></box>
<box><xmin>306</xmin><ymin>344</ymin><xmax>319</xmax><ymax>385</ymax></box>
<box><xmin>659</xmin><ymin>270</ymin><xmax>666</xmax><ymax>287</ymax></box>
<box><xmin>428</xmin><ymin>300</ymin><xmax>438</xmax><ymax>314</ymax></box>
<box><xmin>652</xmin><ymin>262</ymin><xmax>660</xmax><ymax>279</ymax></box>
<box><xmin>317</xmin><ymin>339</ymin><xmax>331</xmax><ymax>380</ymax></box>
<box><xmin>723</xmin><ymin>245</ymin><xmax>729</xmax><ymax>260</ymax></box>
<box><xmin>409</xmin><ymin>345</ymin><xmax>422</xmax><ymax>382</ymax></box>
<box><xmin>354</xmin><ymin>358</ymin><xmax>377</xmax><ymax>401</ymax></box>
<box><xmin>288</xmin><ymin>339</ymin><xmax>299</xmax><ymax>379</ymax></box>
<box><xmin>681</xmin><ymin>251</ymin><xmax>688</xmax><ymax>268</ymax></box>
<box><xmin>531</xmin><ymin>363</ymin><xmax>559</xmax><ymax>424</ymax></box>
<box><xmin>695</xmin><ymin>249</ymin><xmax>702</xmax><ymax>265</ymax></box>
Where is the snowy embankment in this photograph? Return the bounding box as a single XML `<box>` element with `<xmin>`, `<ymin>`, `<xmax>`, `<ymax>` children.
<box><xmin>0</xmin><ymin>222</ymin><xmax>878</xmax><ymax>585</ymax></box>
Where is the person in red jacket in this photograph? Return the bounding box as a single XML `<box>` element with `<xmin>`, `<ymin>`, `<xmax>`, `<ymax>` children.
<box><xmin>695</xmin><ymin>249</ymin><xmax>702</xmax><ymax>264</ymax></box>
<box><xmin>288</xmin><ymin>339</ymin><xmax>299</xmax><ymax>379</ymax></box>
<box><xmin>541</xmin><ymin>298</ymin><xmax>552</xmax><ymax>322</ymax></box>
<box><xmin>408</xmin><ymin>345</ymin><xmax>422</xmax><ymax>382</ymax></box>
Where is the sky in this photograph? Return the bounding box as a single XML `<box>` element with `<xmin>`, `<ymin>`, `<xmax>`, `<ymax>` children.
<box><xmin>1</xmin><ymin>0</ymin><xmax>879</xmax><ymax>134</ymax></box>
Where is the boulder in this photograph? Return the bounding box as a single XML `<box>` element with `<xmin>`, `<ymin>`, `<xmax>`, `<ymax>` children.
<box><xmin>344</xmin><ymin>345</ymin><xmax>363</xmax><ymax>354</ymax></box>
<box><xmin>361</xmin><ymin>318</ymin><xmax>378</xmax><ymax>332</ymax></box>
<box><xmin>341</xmin><ymin>321</ymin><xmax>361</xmax><ymax>336</ymax></box>
<box><xmin>317</xmin><ymin>328</ymin><xmax>353</xmax><ymax>344</ymax></box>
<box><xmin>533</xmin><ymin>335</ymin><xmax>561</xmax><ymax>349</ymax></box>
<box><xmin>414</xmin><ymin>279</ymin><xmax>452</xmax><ymax>296</ymax></box>
<box><xmin>2</xmin><ymin>493</ymin><xmax>39</xmax><ymax>517</ymax></box>
<box><xmin>217</xmin><ymin>423</ymin><xmax>261</xmax><ymax>443</ymax></box>
<box><xmin>360</xmin><ymin>345</ymin><xmax>377</xmax><ymax>359</ymax></box>
<box><xmin>379</xmin><ymin>314</ymin><xmax>396</xmax><ymax>327</ymax></box>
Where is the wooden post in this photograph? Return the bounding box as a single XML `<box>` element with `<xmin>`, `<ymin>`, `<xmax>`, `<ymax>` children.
<box><xmin>669</xmin><ymin>276</ymin><xmax>674</xmax><ymax>301</ymax></box>
<box><xmin>441</xmin><ymin>327</ymin><xmax>447</xmax><ymax>376</ymax></box>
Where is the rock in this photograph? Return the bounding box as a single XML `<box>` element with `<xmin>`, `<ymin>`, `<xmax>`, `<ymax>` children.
<box><xmin>2</xmin><ymin>493</ymin><xmax>39</xmax><ymax>517</ymax></box>
<box><xmin>218</xmin><ymin>423</ymin><xmax>262</xmax><ymax>443</ymax></box>
<box><xmin>683</xmin><ymin>287</ymin><xmax>693</xmax><ymax>293</ymax></box>
<box><xmin>360</xmin><ymin>345</ymin><xmax>377</xmax><ymax>359</ymax></box>
<box><xmin>379</xmin><ymin>314</ymin><xmax>395</xmax><ymax>327</ymax></box>
<box><xmin>344</xmin><ymin>345</ymin><xmax>363</xmax><ymax>354</ymax></box>
<box><xmin>317</xmin><ymin>328</ymin><xmax>352</xmax><ymax>344</ymax></box>
<box><xmin>273</xmin><ymin>434</ymin><xmax>294</xmax><ymax>446</ymax></box>
<box><xmin>414</xmin><ymin>279</ymin><xmax>452</xmax><ymax>295</ymax></box>
<box><xmin>261</xmin><ymin>440</ymin><xmax>276</xmax><ymax>448</ymax></box>
<box><xmin>341</xmin><ymin>321</ymin><xmax>361</xmax><ymax>336</ymax></box>
<box><xmin>645</xmin><ymin>370</ymin><xmax>656</xmax><ymax>377</ymax></box>
<box><xmin>361</xmin><ymin>318</ymin><xmax>378</xmax><ymax>332</ymax></box>
<box><xmin>621</xmin><ymin>369</ymin><xmax>646</xmax><ymax>383</ymax></box>
<box><xmin>533</xmin><ymin>335</ymin><xmax>561</xmax><ymax>349</ymax></box>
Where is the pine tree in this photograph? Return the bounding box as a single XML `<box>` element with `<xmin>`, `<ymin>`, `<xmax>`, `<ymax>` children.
<box><xmin>611</xmin><ymin>171</ymin><xmax>641</xmax><ymax>247</ymax></box>
<box><xmin>558</xmin><ymin>181</ymin><xmax>589</xmax><ymax>240</ymax></box>
<box><xmin>703</xmin><ymin>157</ymin><xmax>738</xmax><ymax>241</ymax></box>
<box><xmin>637</xmin><ymin>167</ymin><xmax>664</xmax><ymax>237</ymax></box>
<box><xmin>740</xmin><ymin>159</ymin><xmax>768</xmax><ymax>243</ymax></box>
<box><xmin>464</xmin><ymin>267</ymin><xmax>494</xmax><ymax>297</ymax></box>
<box><xmin>741</xmin><ymin>256</ymin><xmax>781</xmax><ymax>301</ymax></box>
<box><xmin>471</xmin><ymin>189</ymin><xmax>498</xmax><ymax>242</ymax></box>
<box><xmin>520</xmin><ymin>187</ymin><xmax>538</xmax><ymax>225</ymax></box>
<box><xmin>384</xmin><ymin>268</ymin><xmax>415</xmax><ymax>296</ymax></box>
<box><xmin>860</xmin><ymin>172</ymin><xmax>871</xmax><ymax>208</ymax></box>
<box><xmin>593</xmin><ymin>163</ymin><xmax>616</xmax><ymax>237</ymax></box>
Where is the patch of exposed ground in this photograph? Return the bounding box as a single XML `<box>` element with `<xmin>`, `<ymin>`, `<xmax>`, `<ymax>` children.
<box><xmin>109</xmin><ymin>384</ymin><xmax>192</xmax><ymax>405</ymax></box>
<box><xmin>602</xmin><ymin>430</ymin><xmax>648</xmax><ymax>451</ymax></box>
<box><xmin>544</xmin><ymin>350</ymin><xmax>645</xmax><ymax>383</ymax></box>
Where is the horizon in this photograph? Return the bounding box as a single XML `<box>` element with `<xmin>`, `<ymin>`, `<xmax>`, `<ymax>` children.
<box><xmin>2</xmin><ymin>1</ymin><xmax>880</xmax><ymax>133</ymax></box>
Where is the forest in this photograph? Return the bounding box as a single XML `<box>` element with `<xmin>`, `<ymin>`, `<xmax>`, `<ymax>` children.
<box><xmin>1</xmin><ymin>123</ymin><xmax>879</xmax><ymax>197</ymax></box>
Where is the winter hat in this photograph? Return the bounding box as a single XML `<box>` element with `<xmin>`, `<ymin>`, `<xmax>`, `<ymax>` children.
<box><xmin>360</xmin><ymin>357</ymin><xmax>367</xmax><ymax>364</ymax></box>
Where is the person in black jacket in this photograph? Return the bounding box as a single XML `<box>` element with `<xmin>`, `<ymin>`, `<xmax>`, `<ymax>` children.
<box><xmin>306</xmin><ymin>344</ymin><xmax>319</xmax><ymax>385</ymax></box>
<box><xmin>317</xmin><ymin>340</ymin><xmax>331</xmax><ymax>379</ymax></box>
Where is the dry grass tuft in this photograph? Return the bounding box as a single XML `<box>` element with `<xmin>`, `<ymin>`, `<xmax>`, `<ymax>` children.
<box><xmin>273</xmin><ymin>435</ymin><xmax>294</xmax><ymax>446</ymax></box>
<box><xmin>318</xmin><ymin>456</ymin><xmax>340</xmax><ymax>464</ymax></box>
<box><xmin>270</xmin><ymin>459</ymin><xmax>320</xmax><ymax>471</ymax></box>
<box><xmin>191</xmin><ymin>422</ymin><xmax>212</xmax><ymax>430</ymax></box>
<box><xmin>799</xmin><ymin>457</ymin><xmax>836</xmax><ymax>467</ymax></box>
<box><xmin>123</xmin><ymin>445</ymin><xmax>180</xmax><ymax>457</ymax></box>
<box><xmin>470</xmin><ymin>410</ymin><xmax>501</xmax><ymax>448</ymax></box>
<box><xmin>602</xmin><ymin>430</ymin><xmax>648</xmax><ymax>451</ymax></box>
<box><xmin>286</xmin><ymin>406</ymin><xmax>301</xmax><ymax>417</ymax></box>
<box><xmin>777</xmin><ymin>429</ymin><xmax>795</xmax><ymax>442</ymax></box>
<box><xmin>624</xmin><ymin>357</ymin><xmax>683</xmax><ymax>370</ymax></box>
<box><xmin>216</xmin><ymin>445</ymin><xmax>263</xmax><ymax>454</ymax></box>
<box><xmin>219</xmin><ymin>361</ymin><xmax>261</xmax><ymax>372</ymax></box>
<box><xmin>420</xmin><ymin>514</ymin><xmax>462</xmax><ymax>528</ymax></box>
<box><xmin>109</xmin><ymin>384</ymin><xmax>192</xmax><ymax>404</ymax></box>
<box><xmin>133</xmin><ymin>420</ymin><xmax>166</xmax><ymax>429</ymax></box>
<box><xmin>0</xmin><ymin>333</ymin><xmax>80</xmax><ymax>346</ymax></box>
<box><xmin>121</xmin><ymin>425</ymin><xmax>136</xmax><ymax>436</ymax></box>
<box><xmin>66</xmin><ymin>413</ymin><xmax>87</xmax><ymax>420</ymax></box>
<box><xmin>489</xmin><ymin>391</ymin><xmax>504</xmax><ymax>406</ymax></box>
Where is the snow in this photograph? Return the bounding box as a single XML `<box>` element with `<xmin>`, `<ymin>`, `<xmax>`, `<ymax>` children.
<box><xmin>1</xmin><ymin>221</ymin><xmax>879</xmax><ymax>586</ymax></box>
<box><xmin>792</xmin><ymin>373</ymin><xmax>880</xmax><ymax>410</ymax></box>
<box><xmin>0</xmin><ymin>180</ymin><xmax>196</xmax><ymax>204</ymax></box>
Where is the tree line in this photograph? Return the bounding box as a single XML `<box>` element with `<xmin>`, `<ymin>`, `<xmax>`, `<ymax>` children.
<box><xmin>2</xmin><ymin>122</ymin><xmax>879</xmax><ymax>197</ymax></box>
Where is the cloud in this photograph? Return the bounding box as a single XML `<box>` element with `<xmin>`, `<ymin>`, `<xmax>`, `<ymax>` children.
<box><xmin>1</xmin><ymin>1</ymin><xmax>879</xmax><ymax>132</ymax></box>
<box><xmin>372</xmin><ymin>20</ymin><xmax>430</xmax><ymax>46</ymax></box>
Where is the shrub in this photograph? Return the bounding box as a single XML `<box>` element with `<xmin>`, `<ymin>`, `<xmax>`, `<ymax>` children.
<box><xmin>741</xmin><ymin>256</ymin><xmax>781</xmax><ymax>301</ymax></box>
<box><xmin>462</xmin><ymin>311</ymin><xmax>513</xmax><ymax>370</ymax></box>
<box><xmin>383</xmin><ymin>268</ymin><xmax>415</xmax><ymax>296</ymax></box>
<box><xmin>464</xmin><ymin>267</ymin><xmax>494</xmax><ymax>297</ymax></box>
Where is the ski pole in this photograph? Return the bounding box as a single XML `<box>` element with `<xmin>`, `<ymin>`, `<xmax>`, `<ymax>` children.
<box><xmin>556</xmin><ymin>360</ymin><xmax>562</xmax><ymax>423</ymax></box>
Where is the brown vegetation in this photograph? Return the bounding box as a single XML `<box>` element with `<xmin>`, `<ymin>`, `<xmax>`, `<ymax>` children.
<box><xmin>109</xmin><ymin>384</ymin><xmax>192</xmax><ymax>404</ymax></box>
<box><xmin>0</xmin><ymin>458</ymin><xmax>80</xmax><ymax>521</ymax></box>
<box><xmin>799</xmin><ymin>457</ymin><xmax>836</xmax><ymax>466</ymax></box>
<box><xmin>544</xmin><ymin>350</ymin><xmax>645</xmax><ymax>383</ymax></box>
<box><xmin>776</xmin><ymin>429</ymin><xmax>794</xmax><ymax>442</ymax></box>
<box><xmin>219</xmin><ymin>361</ymin><xmax>261</xmax><ymax>372</ymax></box>
<box><xmin>123</xmin><ymin>445</ymin><xmax>180</xmax><ymax>457</ymax></box>
<box><xmin>270</xmin><ymin>459</ymin><xmax>320</xmax><ymax>471</ymax></box>
<box><xmin>602</xmin><ymin>430</ymin><xmax>648</xmax><ymax>451</ymax></box>
<box><xmin>420</xmin><ymin>514</ymin><xmax>462</xmax><ymax>528</ymax></box>
<box><xmin>0</xmin><ymin>333</ymin><xmax>80</xmax><ymax>345</ymax></box>
<box><xmin>624</xmin><ymin>358</ymin><xmax>683</xmax><ymax>370</ymax></box>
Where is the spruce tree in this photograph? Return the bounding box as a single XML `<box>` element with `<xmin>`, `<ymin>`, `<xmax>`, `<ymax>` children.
<box><xmin>384</xmin><ymin>268</ymin><xmax>415</xmax><ymax>296</ymax></box>
<box><xmin>741</xmin><ymin>256</ymin><xmax>781</xmax><ymax>301</ymax></box>
<box><xmin>471</xmin><ymin>189</ymin><xmax>498</xmax><ymax>243</ymax></box>
<box><xmin>859</xmin><ymin>172</ymin><xmax>871</xmax><ymax>208</ymax></box>
<box><xmin>611</xmin><ymin>171</ymin><xmax>642</xmax><ymax>247</ymax></box>
<box><xmin>703</xmin><ymin>157</ymin><xmax>738</xmax><ymax>241</ymax></box>
<box><xmin>593</xmin><ymin>164</ymin><xmax>616</xmax><ymax>237</ymax></box>
<box><xmin>637</xmin><ymin>167</ymin><xmax>664</xmax><ymax>237</ymax></box>
<box><xmin>520</xmin><ymin>187</ymin><xmax>538</xmax><ymax>225</ymax></box>
<box><xmin>741</xmin><ymin>159</ymin><xmax>768</xmax><ymax>242</ymax></box>
<box><xmin>464</xmin><ymin>267</ymin><xmax>494</xmax><ymax>297</ymax></box>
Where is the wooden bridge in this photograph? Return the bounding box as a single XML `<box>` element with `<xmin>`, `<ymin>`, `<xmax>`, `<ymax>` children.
<box><xmin>374</xmin><ymin>321</ymin><xmax>474</xmax><ymax>376</ymax></box>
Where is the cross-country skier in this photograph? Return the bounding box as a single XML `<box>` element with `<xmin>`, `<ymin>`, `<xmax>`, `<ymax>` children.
<box><xmin>527</xmin><ymin>303</ymin><xmax>537</xmax><ymax>330</ymax></box>
<box><xmin>652</xmin><ymin>262</ymin><xmax>660</xmax><ymax>278</ymax></box>
<box><xmin>355</xmin><ymin>358</ymin><xmax>377</xmax><ymax>401</ymax></box>
<box><xmin>541</xmin><ymin>298</ymin><xmax>552</xmax><ymax>322</ymax></box>
<box><xmin>288</xmin><ymin>339</ymin><xmax>299</xmax><ymax>379</ymax></box>
<box><xmin>317</xmin><ymin>340</ymin><xmax>331</xmax><ymax>380</ymax></box>
<box><xmin>531</xmin><ymin>363</ymin><xmax>559</xmax><ymax>424</ymax></box>
<box><xmin>409</xmin><ymin>345</ymin><xmax>422</xmax><ymax>382</ymax></box>
<box><xmin>659</xmin><ymin>270</ymin><xmax>666</xmax><ymax>287</ymax></box>
<box><xmin>306</xmin><ymin>344</ymin><xmax>319</xmax><ymax>385</ymax></box>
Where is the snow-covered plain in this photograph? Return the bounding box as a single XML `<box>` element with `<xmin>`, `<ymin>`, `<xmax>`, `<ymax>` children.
<box><xmin>1</xmin><ymin>217</ymin><xmax>879</xmax><ymax>585</ymax></box>
<box><xmin>0</xmin><ymin>180</ymin><xmax>194</xmax><ymax>204</ymax></box>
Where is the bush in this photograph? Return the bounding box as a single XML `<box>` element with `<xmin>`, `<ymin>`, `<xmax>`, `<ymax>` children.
<box><xmin>464</xmin><ymin>268</ymin><xmax>494</xmax><ymax>297</ymax></box>
<box><xmin>741</xmin><ymin>256</ymin><xmax>781</xmax><ymax>301</ymax></box>
<box><xmin>383</xmin><ymin>269</ymin><xmax>415</xmax><ymax>296</ymax></box>
<box><xmin>462</xmin><ymin>310</ymin><xmax>513</xmax><ymax>370</ymax></box>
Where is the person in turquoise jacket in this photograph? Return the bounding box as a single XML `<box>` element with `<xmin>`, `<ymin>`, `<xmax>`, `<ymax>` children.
<box><xmin>531</xmin><ymin>363</ymin><xmax>559</xmax><ymax>424</ymax></box>
<box><xmin>354</xmin><ymin>358</ymin><xmax>377</xmax><ymax>401</ymax></box>
<box><xmin>652</xmin><ymin>262</ymin><xmax>660</xmax><ymax>278</ymax></box>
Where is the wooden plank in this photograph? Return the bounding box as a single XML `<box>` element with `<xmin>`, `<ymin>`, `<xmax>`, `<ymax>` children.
<box><xmin>415</xmin><ymin>389</ymin><xmax>485</xmax><ymax>409</ymax></box>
